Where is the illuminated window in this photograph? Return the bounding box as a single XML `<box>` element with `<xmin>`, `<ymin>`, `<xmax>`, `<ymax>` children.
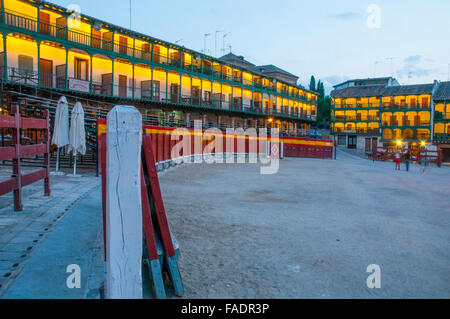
<box><xmin>74</xmin><ymin>57</ymin><xmax>88</xmax><ymax>81</ymax></box>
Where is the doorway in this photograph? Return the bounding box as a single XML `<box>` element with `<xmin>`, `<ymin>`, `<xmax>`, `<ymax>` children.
<box><xmin>40</xmin><ymin>58</ymin><xmax>53</xmax><ymax>88</ymax></box>
<box><xmin>39</xmin><ymin>12</ymin><xmax>51</xmax><ymax>36</ymax></box>
<box><xmin>348</xmin><ymin>135</ymin><xmax>357</xmax><ymax>149</ymax></box>
<box><xmin>119</xmin><ymin>75</ymin><xmax>127</xmax><ymax>97</ymax></box>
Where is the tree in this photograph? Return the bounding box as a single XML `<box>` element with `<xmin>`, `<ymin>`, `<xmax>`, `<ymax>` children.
<box><xmin>316</xmin><ymin>80</ymin><xmax>325</xmax><ymax>98</ymax></box>
<box><xmin>318</xmin><ymin>81</ymin><xmax>325</xmax><ymax>98</ymax></box>
<box><xmin>317</xmin><ymin>96</ymin><xmax>331</xmax><ymax>127</ymax></box>
<box><xmin>309</xmin><ymin>76</ymin><xmax>331</xmax><ymax>128</ymax></box>
<box><xmin>309</xmin><ymin>75</ymin><xmax>316</xmax><ymax>92</ymax></box>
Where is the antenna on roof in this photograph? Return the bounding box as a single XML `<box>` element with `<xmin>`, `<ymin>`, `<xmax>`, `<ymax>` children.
<box><xmin>215</xmin><ymin>30</ymin><xmax>224</xmax><ymax>57</ymax></box>
<box><xmin>203</xmin><ymin>33</ymin><xmax>211</xmax><ymax>54</ymax></box>
<box><xmin>448</xmin><ymin>63</ymin><xmax>450</xmax><ymax>81</ymax></box>
<box><xmin>222</xmin><ymin>32</ymin><xmax>230</xmax><ymax>56</ymax></box>
<box><xmin>129</xmin><ymin>0</ymin><xmax>132</xmax><ymax>30</ymax></box>
<box><xmin>386</xmin><ymin>57</ymin><xmax>400</xmax><ymax>77</ymax></box>
<box><xmin>374</xmin><ymin>61</ymin><xmax>380</xmax><ymax>77</ymax></box>
<box><xmin>228</xmin><ymin>45</ymin><xmax>232</xmax><ymax>54</ymax></box>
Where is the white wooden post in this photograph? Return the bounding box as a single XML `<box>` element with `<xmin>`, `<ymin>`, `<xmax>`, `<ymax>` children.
<box><xmin>106</xmin><ymin>105</ymin><xmax>143</xmax><ymax>299</ymax></box>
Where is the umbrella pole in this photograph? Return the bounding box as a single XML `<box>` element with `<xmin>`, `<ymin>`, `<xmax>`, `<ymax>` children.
<box><xmin>56</xmin><ymin>149</ymin><xmax>60</xmax><ymax>172</ymax></box>
<box><xmin>74</xmin><ymin>153</ymin><xmax>77</xmax><ymax>176</ymax></box>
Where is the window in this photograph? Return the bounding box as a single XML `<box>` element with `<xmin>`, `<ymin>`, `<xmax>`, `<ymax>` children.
<box><xmin>74</xmin><ymin>57</ymin><xmax>88</xmax><ymax>81</ymax></box>
<box><xmin>18</xmin><ymin>55</ymin><xmax>33</xmax><ymax>74</ymax></box>
<box><xmin>204</xmin><ymin>91</ymin><xmax>211</xmax><ymax>102</ymax></box>
<box><xmin>153</xmin><ymin>81</ymin><xmax>160</xmax><ymax>100</ymax></box>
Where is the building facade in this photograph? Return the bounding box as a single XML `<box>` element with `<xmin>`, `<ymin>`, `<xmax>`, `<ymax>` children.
<box><xmin>433</xmin><ymin>82</ymin><xmax>450</xmax><ymax>162</ymax></box>
<box><xmin>0</xmin><ymin>0</ymin><xmax>317</xmax><ymax>134</ymax></box>
<box><xmin>330</xmin><ymin>77</ymin><xmax>450</xmax><ymax>161</ymax></box>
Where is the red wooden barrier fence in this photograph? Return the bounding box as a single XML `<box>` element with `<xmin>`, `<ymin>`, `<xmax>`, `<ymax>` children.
<box><xmin>0</xmin><ymin>103</ymin><xmax>50</xmax><ymax>211</ymax></box>
<box><xmin>373</xmin><ymin>146</ymin><xmax>442</xmax><ymax>167</ymax></box>
<box><xmin>97</xmin><ymin>119</ymin><xmax>335</xmax><ymax>168</ymax></box>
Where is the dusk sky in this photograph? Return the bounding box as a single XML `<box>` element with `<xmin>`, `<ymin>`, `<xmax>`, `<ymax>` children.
<box><xmin>51</xmin><ymin>0</ymin><xmax>450</xmax><ymax>93</ymax></box>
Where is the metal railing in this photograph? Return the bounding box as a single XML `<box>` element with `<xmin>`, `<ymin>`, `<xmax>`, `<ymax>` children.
<box><xmin>382</xmin><ymin>102</ymin><xmax>431</xmax><ymax>110</ymax></box>
<box><xmin>333</xmin><ymin>103</ymin><xmax>380</xmax><ymax>109</ymax></box>
<box><xmin>434</xmin><ymin>111</ymin><xmax>450</xmax><ymax>120</ymax></box>
<box><xmin>382</xmin><ymin>121</ymin><xmax>430</xmax><ymax>127</ymax></box>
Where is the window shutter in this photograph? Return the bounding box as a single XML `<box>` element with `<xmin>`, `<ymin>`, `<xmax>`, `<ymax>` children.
<box><xmin>18</xmin><ymin>55</ymin><xmax>33</xmax><ymax>73</ymax></box>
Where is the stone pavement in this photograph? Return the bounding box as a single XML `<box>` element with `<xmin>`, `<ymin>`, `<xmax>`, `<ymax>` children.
<box><xmin>0</xmin><ymin>167</ymin><xmax>100</xmax><ymax>297</ymax></box>
<box><xmin>2</xmin><ymin>188</ymin><xmax>104</xmax><ymax>299</ymax></box>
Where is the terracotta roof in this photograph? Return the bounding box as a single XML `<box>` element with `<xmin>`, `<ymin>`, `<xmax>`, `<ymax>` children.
<box><xmin>330</xmin><ymin>85</ymin><xmax>386</xmax><ymax>98</ymax></box>
<box><xmin>331</xmin><ymin>83</ymin><xmax>434</xmax><ymax>98</ymax></box>
<box><xmin>252</xmin><ymin>65</ymin><xmax>298</xmax><ymax>79</ymax></box>
<box><xmin>219</xmin><ymin>53</ymin><xmax>255</xmax><ymax>67</ymax></box>
<box><xmin>434</xmin><ymin>82</ymin><xmax>450</xmax><ymax>100</ymax></box>
<box><xmin>383</xmin><ymin>83</ymin><xmax>434</xmax><ymax>96</ymax></box>
<box><xmin>333</xmin><ymin>77</ymin><xmax>394</xmax><ymax>88</ymax></box>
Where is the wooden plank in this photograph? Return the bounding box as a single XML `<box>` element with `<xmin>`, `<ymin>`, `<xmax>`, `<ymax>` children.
<box><xmin>0</xmin><ymin>115</ymin><xmax>15</xmax><ymax>128</ymax></box>
<box><xmin>0</xmin><ymin>177</ymin><xmax>17</xmax><ymax>196</ymax></box>
<box><xmin>21</xmin><ymin>169</ymin><xmax>46</xmax><ymax>187</ymax></box>
<box><xmin>105</xmin><ymin>105</ymin><xmax>143</xmax><ymax>299</ymax></box>
<box><xmin>142</xmin><ymin>135</ymin><xmax>175</xmax><ymax>257</ymax></box>
<box><xmin>142</xmin><ymin>134</ymin><xmax>184</xmax><ymax>297</ymax></box>
<box><xmin>100</xmin><ymin>133</ymin><xmax>107</xmax><ymax>261</ymax></box>
<box><xmin>0</xmin><ymin>147</ymin><xmax>16</xmax><ymax>161</ymax></box>
<box><xmin>140</xmin><ymin>166</ymin><xmax>166</xmax><ymax>299</ymax></box>
<box><xmin>20</xmin><ymin>144</ymin><xmax>47</xmax><ymax>158</ymax></box>
<box><xmin>140</xmin><ymin>166</ymin><xmax>160</xmax><ymax>261</ymax></box>
<box><xmin>21</xmin><ymin>117</ymin><xmax>47</xmax><ymax>129</ymax></box>
<box><xmin>11</xmin><ymin>104</ymin><xmax>22</xmax><ymax>212</ymax></box>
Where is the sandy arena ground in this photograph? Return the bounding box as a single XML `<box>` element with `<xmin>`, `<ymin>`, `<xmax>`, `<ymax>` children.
<box><xmin>2</xmin><ymin>151</ymin><xmax>449</xmax><ymax>298</ymax></box>
<box><xmin>161</xmin><ymin>151</ymin><xmax>450</xmax><ymax>298</ymax></box>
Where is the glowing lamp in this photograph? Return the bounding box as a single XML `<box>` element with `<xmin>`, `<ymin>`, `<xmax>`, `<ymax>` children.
<box><xmin>268</xmin><ymin>118</ymin><xmax>273</xmax><ymax>123</ymax></box>
<box><xmin>396</xmin><ymin>140</ymin><xmax>402</xmax><ymax>146</ymax></box>
<box><xmin>421</xmin><ymin>141</ymin><xmax>426</xmax><ymax>146</ymax></box>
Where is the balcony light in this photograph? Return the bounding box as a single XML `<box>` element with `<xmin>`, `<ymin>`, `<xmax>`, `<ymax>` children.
<box><xmin>93</xmin><ymin>22</ymin><xmax>103</xmax><ymax>31</ymax></box>
<box><xmin>396</xmin><ymin>140</ymin><xmax>403</xmax><ymax>146</ymax></box>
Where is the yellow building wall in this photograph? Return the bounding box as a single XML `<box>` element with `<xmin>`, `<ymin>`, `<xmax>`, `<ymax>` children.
<box><xmin>92</xmin><ymin>56</ymin><xmax>112</xmax><ymax>84</ymax></box>
<box><xmin>6</xmin><ymin>36</ymin><xmax>38</xmax><ymax>71</ymax></box>
<box><xmin>4</xmin><ymin>0</ymin><xmax>37</xmax><ymax>18</ymax></box>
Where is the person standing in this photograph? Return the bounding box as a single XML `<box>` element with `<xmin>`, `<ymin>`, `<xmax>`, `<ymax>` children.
<box><xmin>404</xmin><ymin>150</ymin><xmax>411</xmax><ymax>172</ymax></box>
<box><xmin>394</xmin><ymin>151</ymin><xmax>401</xmax><ymax>170</ymax></box>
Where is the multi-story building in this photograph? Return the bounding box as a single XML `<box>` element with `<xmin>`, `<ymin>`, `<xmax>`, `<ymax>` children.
<box><xmin>330</xmin><ymin>77</ymin><xmax>450</xmax><ymax>162</ymax></box>
<box><xmin>0</xmin><ymin>0</ymin><xmax>317</xmax><ymax>135</ymax></box>
<box><xmin>433</xmin><ymin>81</ymin><xmax>450</xmax><ymax>162</ymax></box>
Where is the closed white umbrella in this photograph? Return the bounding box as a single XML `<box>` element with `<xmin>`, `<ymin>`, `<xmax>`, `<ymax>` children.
<box><xmin>68</xmin><ymin>102</ymin><xmax>86</xmax><ymax>177</ymax></box>
<box><xmin>51</xmin><ymin>96</ymin><xmax>69</xmax><ymax>175</ymax></box>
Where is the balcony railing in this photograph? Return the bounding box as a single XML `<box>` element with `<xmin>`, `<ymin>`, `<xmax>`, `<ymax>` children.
<box><xmin>1</xmin><ymin>67</ymin><xmax>313</xmax><ymax>121</ymax></box>
<box><xmin>333</xmin><ymin>103</ymin><xmax>380</xmax><ymax>109</ymax></box>
<box><xmin>1</xmin><ymin>11</ymin><xmax>317</xmax><ymax>105</ymax></box>
<box><xmin>434</xmin><ymin>133</ymin><xmax>450</xmax><ymax>143</ymax></box>
<box><xmin>382</xmin><ymin>121</ymin><xmax>430</xmax><ymax>127</ymax></box>
<box><xmin>331</xmin><ymin>128</ymin><xmax>380</xmax><ymax>135</ymax></box>
<box><xmin>382</xmin><ymin>102</ymin><xmax>431</xmax><ymax>110</ymax></box>
<box><xmin>382</xmin><ymin>134</ymin><xmax>431</xmax><ymax>141</ymax></box>
<box><xmin>434</xmin><ymin>111</ymin><xmax>450</xmax><ymax>121</ymax></box>
<box><xmin>333</xmin><ymin>116</ymin><xmax>380</xmax><ymax>122</ymax></box>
